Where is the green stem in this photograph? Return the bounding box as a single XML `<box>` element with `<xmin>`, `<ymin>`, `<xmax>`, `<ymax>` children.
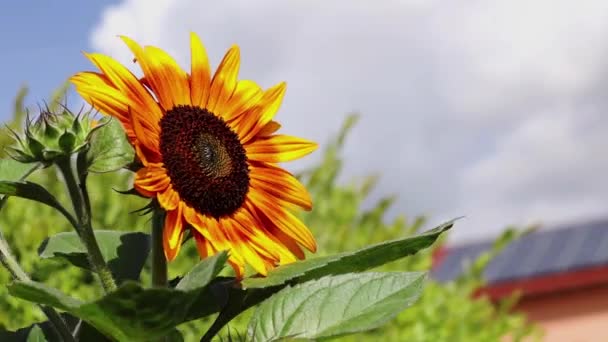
<box><xmin>0</xmin><ymin>237</ymin><xmax>28</xmax><ymax>281</ymax></box>
<box><xmin>151</xmin><ymin>209</ymin><xmax>167</xmax><ymax>287</ymax></box>
<box><xmin>55</xmin><ymin>156</ymin><xmax>116</xmax><ymax>293</ymax></box>
<box><xmin>0</xmin><ymin>237</ymin><xmax>76</xmax><ymax>342</ymax></box>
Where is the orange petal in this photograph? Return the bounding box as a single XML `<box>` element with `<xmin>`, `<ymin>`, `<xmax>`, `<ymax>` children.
<box><xmin>207</xmin><ymin>45</ymin><xmax>240</xmax><ymax>114</ymax></box>
<box><xmin>83</xmin><ymin>52</ymin><xmax>162</xmax><ymax>131</ymax></box>
<box><xmin>246</xmin><ymin>191</ymin><xmax>317</xmax><ymax>252</ymax></box>
<box><xmin>228</xmin><ymin>259</ymin><xmax>245</xmax><ymax>279</ymax></box>
<box><xmin>193</xmin><ymin>230</ymin><xmax>216</xmax><ymax>259</ymax></box>
<box><xmin>222</xmin><ymin>218</ymin><xmax>269</xmax><ymax>276</ymax></box>
<box><xmin>70</xmin><ymin>72</ymin><xmax>134</xmax><ymax>135</ymax></box>
<box><xmin>249</xmin><ymin>162</ymin><xmax>312</xmax><ymax>211</ymax></box>
<box><xmin>184</xmin><ymin>207</ymin><xmax>242</xmax><ymax>264</ymax></box>
<box><xmin>157</xmin><ymin>185</ymin><xmax>179</xmax><ymax>211</ymax></box>
<box><xmin>234</xmin><ymin>207</ymin><xmax>297</xmax><ymax>264</ymax></box>
<box><xmin>120</xmin><ymin>36</ymin><xmax>190</xmax><ymax>110</ymax></box>
<box><xmin>163</xmin><ymin>204</ymin><xmax>185</xmax><ymax>261</ymax></box>
<box><xmin>133</xmin><ymin>141</ymin><xmax>162</xmax><ymax>166</ymax></box>
<box><xmin>245</xmin><ymin>135</ymin><xmax>318</xmax><ymax>163</ymax></box>
<box><xmin>243</xmin><ymin>199</ymin><xmax>304</xmax><ymax>260</ymax></box>
<box><xmin>129</xmin><ymin>107</ymin><xmax>161</xmax><ymax>160</ymax></box>
<box><xmin>190</xmin><ymin>32</ymin><xmax>211</xmax><ymax>108</ymax></box>
<box><xmin>257</xmin><ymin>121</ymin><xmax>281</xmax><ymax>137</ymax></box>
<box><xmin>134</xmin><ymin>165</ymin><xmax>170</xmax><ymax>196</ymax></box>
<box><xmin>223</xmin><ymin>80</ymin><xmax>263</xmax><ymax>121</ymax></box>
<box><xmin>235</xmin><ymin>82</ymin><xmax>286</xmax><ymax>144</ymax></box>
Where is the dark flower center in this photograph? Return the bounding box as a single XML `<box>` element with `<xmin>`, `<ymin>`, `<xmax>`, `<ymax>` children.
<box><xmin>159</xmin><ymin>105</ymin><xmax>249</xmax><ymax>218</ymax></box>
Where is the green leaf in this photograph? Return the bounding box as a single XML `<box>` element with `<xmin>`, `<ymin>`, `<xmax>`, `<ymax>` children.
<box><xmin>176</xmin><ymin>252</ymin><xmax>229</xmax><ymax>291</ymax></box>
<box><xmin>248</xmin><ymin>272</ymin><xmax>426</xmax><ymax>341</ymax></box>
<box><xmin>243</xmin><ymin>219</ymin><xmax>455</xmax><ymax>289</ymax></box>
<box><xmin>38</xmin><ymin>230</ymin><xmax>151</xmax><ymax>283</ymax></box>
<box><xmin>8</xmin><ymin>253</ymin><xmax>228</xmax><ymax>341</ymax></box>
<box><xmin>0</xmin><ymin>158</ymin><xmax>39</xmax><ymax>210</ymax></box>
<box><xmin>26</xmin><ymin>325</ymin><xmax>47</xmax><ymax>342</ymax></box>
<box><xmin>86</xmin><ymin>118</ymin><xmax>134</xmax><ymax>173</ymax></box>
<box><xmin>0</xmin><ymin>158</ymin><xmax>38</xmax><ymax>182</ymax></box>
<box><xmin>0</xmin><ymin>181</ymin><xmax>71</xmax><ymax>219</ymax></box>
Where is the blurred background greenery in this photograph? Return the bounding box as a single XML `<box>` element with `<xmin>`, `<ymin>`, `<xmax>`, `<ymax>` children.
<box><xmin>0</xmin><ymin>86</ymin><xmax>539</xmax><ymax>341</ymax></box>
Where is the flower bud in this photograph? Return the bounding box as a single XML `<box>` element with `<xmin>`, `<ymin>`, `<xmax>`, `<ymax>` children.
<box><xmin>7</xmin><ymin>109</ymin><xmax>98</xmax><ymax>165</ymax></box>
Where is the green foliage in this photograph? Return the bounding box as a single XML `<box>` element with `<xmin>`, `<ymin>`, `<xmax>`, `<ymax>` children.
<box><xmin>0</xmin><ymin>86</ymin><xmax>149</xmax><ymax>331</ymax></box>
<box><xmin>0</xmin><ymin>181</ymin><xmax>74</xmax><ymax>225</ymax></box>
<box><xmin>84</xmin><ymin>118</ymin><xmax>135</xmax><ymax>173</ymax></box>
<box><xmin>0</xmin><ymin>87</ymin><xmax>537</xmax><ymax>341</ymax></box>
<box><xmin>248</xmin><ymin>272</ymin><xmax>425</xmax><ymax>341</ymax></box>
<box><xmin>0</xmin><ymin>159</ymin><xmax>39</xmax><ymax>183</ymax></box>
<box><xmin>38</xmin><ymin>231</ymin><xmax>150</xmax><ymax>284</ymax></box>
<box><xmin>8</xmin><ymin>253</ymin><xmax>228</xmax><ymax>341</ymax></box>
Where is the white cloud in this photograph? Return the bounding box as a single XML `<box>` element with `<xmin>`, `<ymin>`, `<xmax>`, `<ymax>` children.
<box><xmin>88</xmin><ymin>0</ymin><xmax>608</xmax><ymax>243</ymax></box>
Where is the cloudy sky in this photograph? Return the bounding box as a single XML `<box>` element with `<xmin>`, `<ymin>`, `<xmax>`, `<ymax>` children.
<box><xmin>2</xmin><ymin>0</ymin><xmax>607</xmax><ymax>244</ymax></box>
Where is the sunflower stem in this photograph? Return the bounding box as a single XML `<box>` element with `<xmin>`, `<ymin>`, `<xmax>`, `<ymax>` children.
<box><xmin>55</xmin><ymin>156</ymin><xmax>116</xmax><ymax>293</ymax></box>
<box><xmin>151</xmin><ymin>208</ymin><xmax>168</xmax><ymax>287</ymax></box>
<box><xmin>0</xmin><ymin>234</ymin><xmax>76</xmax><ymax>342</ymax></box>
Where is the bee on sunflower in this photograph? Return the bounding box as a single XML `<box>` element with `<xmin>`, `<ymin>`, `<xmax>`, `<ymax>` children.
<box><xmin>70</xmin><ymin>33</ymin><xmax>317</xmax><ymax>277</ymax></box>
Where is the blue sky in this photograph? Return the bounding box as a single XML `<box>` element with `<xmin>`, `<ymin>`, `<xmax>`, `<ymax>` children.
<box><xmin>0</xmin><ymin>0</ymin><xmax>119</xmax><ymax>121</ymax></box>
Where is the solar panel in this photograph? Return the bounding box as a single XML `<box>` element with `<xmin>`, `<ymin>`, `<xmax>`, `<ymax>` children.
<box><xmin>432</xmin><ymin>218</ymin><xmax>608</xmax><ymax>284</ymax></box>
<box><xmin>491</xmin><ymin>233</ymin><xmax>545</xmax><ymax>282</ymax></box>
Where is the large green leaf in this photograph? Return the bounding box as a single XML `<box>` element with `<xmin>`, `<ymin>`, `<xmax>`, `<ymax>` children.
<box><xmin>0</xmin><ymin>181</ymin><xmax>73</xmax><ymax>223</ymax></box>
<box><xmin>38</xmin><ymin>230</ymin><xmax>151</xmax><ymax>283</ymax></box>
<box><xmin>243</xmin><ymin>219</ymin><xmax>455</xmax><ymax>289</ymax></box>
<box><xmin>248</xmin><ymin>272</ymin><xmax>426</xmax><ymax>341</ymax></box>
<box><xmin>0</xmin><ymin>158</ymin><xmax>39</xmax><ymax>210</ymax></box>
<box><xmin>8</xmin><ymin>253</ymin><xmax>228</xmax><ymax>341</ymax></box>
<box><xmin>0</xmin><ymin>159</ymin><xmax>38</xmax><ymax>182</ymax></box>
<box><xmin>86</xmin><ymin>118</ymin><xmax>134</xmax><ymax>173</ymax></box>
<box><xmin>176</xmin><ymin>254</ymin><xmax>228</xmax><ymax>291</ymax></box>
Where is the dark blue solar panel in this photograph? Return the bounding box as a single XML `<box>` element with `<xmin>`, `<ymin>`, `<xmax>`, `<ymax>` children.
<box><xmin>432</xmin><ymin>218</ymin><xmax>608</xmax><ymax>284</ymax></box>
<box><xmin>573</xmin><ymin>229</ymin><xmax>603</xmax><ymax>265</ymax></box>
<box><xmin>591</xmin><ymin>231</ymin><xmax>608</xmax><ymax>265</ymax></box>
<box><xmin>486</xmin><ymin>233</ymin><xmax>544</xmax><ymax>282</ymax></box>
<box><xmin>432</xmin><ymin>242</ymin><xmax>488</xmax><ymax>282</ymax></box>
<box><xmin>553</xmin><ymin>228</ymin><xmax>588</xmax><ymax>272</ymax></box>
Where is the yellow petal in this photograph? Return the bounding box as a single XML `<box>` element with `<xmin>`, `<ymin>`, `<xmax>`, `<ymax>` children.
<box><xmin>120</xmin><ymin>36</ymin><xmax>190</xmax><ymax>110</ymax></box>
<box><xmin>207</xmin><ymin>45</ymin><xmax>240</xmax><ymax>114</ymax></box>
<box><xmin>134</xmin><ymin>165</ymin><xmax>170</xmax><ymax>195</ymax></box>
<box><xmin>250</xmin><ymin>162</ymin><xmax>312</xmax><ymax>210</ymax></box>
<box><xmin>157</xmin><ymin>185</ymin><xmax>179</xmax><ymax>211</ymax></box>
<box><xmin>234</xmin><ymin>207</ymin><xmax>297</xmax><ymax>264</ymax></box>
<box><xmin>235</xmin><ymin>82</ymin><xmax>286</xmax><ymax>144</ymax></box>
<box><xmin>256</xmin><ymin>121</ymin><xmax>281</xmax><ymax>137</ymax></box>
<box><xmin>223</xmin><ymin>80</ymin><xmax>263</xmax><ymax>121</ymax></box>
<box><xmin>83</xmin><ymin>52</ymin><xmax>162</xmax><ymax>129</ymax></box>
<box><xmin>193</xmin><ymin>231</ymin><xmax>216</xmax><ymax>259</ymax></box>
<box><xmin>246</xmin><ymin>191</ymin><xmax>316</xmax><ymax>252</ymax></box>
<box><xmin>222</xmin><ymin>218</ymin><xmax>269</xmax><ymax>276</ymax></box>
<box><xmin>190</xmin><ymin>32</ymin><xmax>212</xmax><ymax>107</ymax></box>
<box><xmin>245</xmin><ymin>135</ymin><xmax>318</xmax><ymax>163</ymax></box>
<box><xmin>71</xmin><ymin>72</ymin><xmax>136</xmax><ymax>140</ymax></box>
<box><xmin>163</xmin><ymin>204</ymin><xmax>184</xmax><ymax>261</ymax></box>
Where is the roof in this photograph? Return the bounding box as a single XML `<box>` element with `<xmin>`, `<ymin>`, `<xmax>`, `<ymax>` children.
<box><xmin>432</xmin><ymin>218</ymin><xmax>608</xmax><ymax>285</ymax></box>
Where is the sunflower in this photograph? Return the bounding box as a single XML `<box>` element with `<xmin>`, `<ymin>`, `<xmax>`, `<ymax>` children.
<box><xmin>70</xmin><ymin>33</ymin><xmax>317</xmax><ymax>277</ymax></box>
